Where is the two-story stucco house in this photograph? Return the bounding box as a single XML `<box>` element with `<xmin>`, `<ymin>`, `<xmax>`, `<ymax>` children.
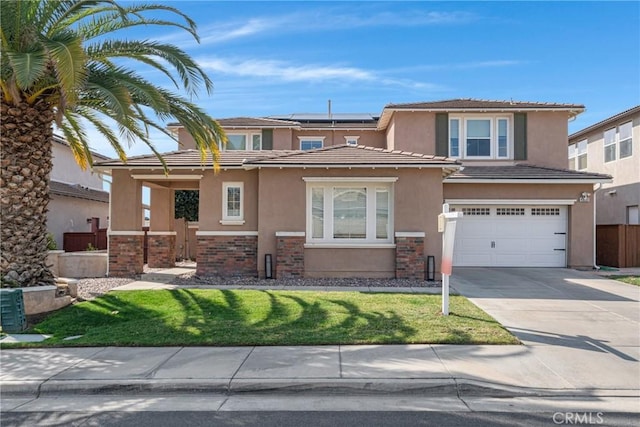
<box><xmin>568</xmin><ymin>106</ymin><xmax>640</xmax><ymax>226</ymax></box>
<box><xmin>95</xmin><ymin>99</ymin><xmax>610</xmax><ymax>279</ymax></box>
<box><xmin>48</xmin><ymin>136</ymin><xmax>110</xmax><ymax>249</ymax></box>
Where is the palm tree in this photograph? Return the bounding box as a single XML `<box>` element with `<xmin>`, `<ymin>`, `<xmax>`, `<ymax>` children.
<box><xmin>1</xmin><ymin>0</ymin><xmax>225</xmax><ymax>287</ymax></box>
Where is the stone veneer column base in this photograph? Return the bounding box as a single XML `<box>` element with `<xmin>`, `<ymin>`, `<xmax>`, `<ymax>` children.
<box><xmin>147</xmin><ymin>232</ymin><xmax>176</xmax><ymax>268</ymax></box>
<box><xmin>109</xmin><ymin>232</ymin><xmax>144</xmax><ymax>277</ymax></box>
<box><xmin>196</xmin><ymin>232</ymin><xmax>258</xmax><ymax>277</ymax></box>
<box><xmin>395</xmin><ymin>232</ymin><xmax>425</xmax><ymax>280</ymax></box>
<box><xmin>276</xmin><ymin>232</ymin><xmax>305</xmax><ymax>279</ymax></box>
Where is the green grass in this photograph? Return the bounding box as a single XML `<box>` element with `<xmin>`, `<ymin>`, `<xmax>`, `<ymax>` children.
<box><xmin>3</xmin><ymin>289</ymin><xmax>518</xmax><ymax>347</ymax></box>
<box><xmin>610</xmin><ymin>275</ymin><xmax>640</xmax><ymax>286</ymax></box>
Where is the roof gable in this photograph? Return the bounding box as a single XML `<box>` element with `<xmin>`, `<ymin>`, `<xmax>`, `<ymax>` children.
<box><xmin>378</xmin><ymin>98</ymin><xmax>585</xmax><ymax>130</ymax></box>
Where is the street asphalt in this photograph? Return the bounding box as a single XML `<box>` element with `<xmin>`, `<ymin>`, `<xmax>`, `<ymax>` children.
<box><xmin>1</xmin><ymin>268</ymin><xmax>638</xmax><ymax>413</ymax></box>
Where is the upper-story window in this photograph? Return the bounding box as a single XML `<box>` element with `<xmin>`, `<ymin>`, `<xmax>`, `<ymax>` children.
<box><xmin>449</xmin><ymin>116</ymin><xmax>511</xmax><ymax>159</ymax></box>
<box><xmin>345</xmin><ymin>136</ymin><xmax>360</xmax><ymax>146</ymax></box>
<box><xmin>568</xmin><ymin>140</ymin><xmax>587</xmax><ymax>170</ymax></box>
<box><xmin>619</xmin><ymin>121</ymin><xmax>633</xmax><ymax>159</ymax></box>
<box><xmin>604</xmin><ymin>128</ymin><xmax>616</xmax><ymax>162</ymax></box>
<box><xmin>225</xmin><ymin>133</ymin><xmax>262</xmax><ymax>150</ymax></box>
<box><xmin>603</xmin><ymin>121</ymin><xmax>633</xmax><ymax>162</ymax></box>
<box><xmin>299</xmin><ymin>137</ymin><xmax>325</xmax><ymax>150</ymax></box>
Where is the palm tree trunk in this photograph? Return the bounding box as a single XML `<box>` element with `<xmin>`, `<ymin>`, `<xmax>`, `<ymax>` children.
<box><xmin>1</xmin><ymin>97</ymin><xmax>56</xmax><ymax>287</ymax></box>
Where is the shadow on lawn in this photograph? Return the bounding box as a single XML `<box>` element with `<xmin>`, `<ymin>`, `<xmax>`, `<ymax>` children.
<box><xmin>31</xmin><ymin>289</ymin><xmax>428</xmax><ymax>346</ymax></box>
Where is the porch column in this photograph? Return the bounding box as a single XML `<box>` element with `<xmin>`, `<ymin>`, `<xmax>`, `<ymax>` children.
<box><xmin>276</xmin><ymin>232</ymin><xmax>305</xmax><ymax>278</ymax></box>
<box><xmin>108</xmin><ymin>170</ymin><xmax>144</xmax><ymax>277</ymax></box>
<box><xmin>147</xmin><ymin>187</ymin><xmax>176</xmax><ymax>268</ymax></box>
<box><xmin>395</xmin><ymin>232</ymin><xmax>425</xmax><ymax>280</ymax></box>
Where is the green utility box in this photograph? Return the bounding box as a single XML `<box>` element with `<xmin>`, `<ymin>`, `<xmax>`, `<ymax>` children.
<box><xmin>0</xmin><ymin>289</ymin><xmax>27</xmax><ymax>333</ymax></box>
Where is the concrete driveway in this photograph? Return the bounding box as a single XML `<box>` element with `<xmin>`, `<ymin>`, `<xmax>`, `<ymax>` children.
<box><xmin>451</xmin><ymin>268</ymin><xmax>640</xmax><ymax>390</ymax></box>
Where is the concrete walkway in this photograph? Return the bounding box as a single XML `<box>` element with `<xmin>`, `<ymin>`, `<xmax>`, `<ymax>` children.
<box><xmin>1</xmin><ymin>267</ymin><xmax>638</xmax><ymax>406</ymax></box>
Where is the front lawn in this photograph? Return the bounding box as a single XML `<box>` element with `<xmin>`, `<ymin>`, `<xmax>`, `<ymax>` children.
<box><xmin>6</xmin><ymin>289</ymin><xmax>518</xmax><ymax>347</ymax></box>
<box><xmin>610</xmin><ymin>275</ymin><xmax>640</xmax><ymax>286</ymax></box>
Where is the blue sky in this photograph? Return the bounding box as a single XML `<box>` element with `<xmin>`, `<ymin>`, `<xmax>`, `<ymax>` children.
<box><xmin>89</xmin><ymin>1</ymin><xmax>640</xmax><ymax>158</ymax></box>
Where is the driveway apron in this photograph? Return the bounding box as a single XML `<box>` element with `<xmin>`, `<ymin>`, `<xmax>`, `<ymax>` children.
<box><xmin>451</xmin><ymin>268</ymin><xmax>640</xmax><ymax>390</ymax></box>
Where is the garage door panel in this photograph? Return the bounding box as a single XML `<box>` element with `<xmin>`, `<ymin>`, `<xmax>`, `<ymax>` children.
<box><xmin>451</xmin><ymin>205</ymin><xmax>567</xmax><ymax>268</ymax></box>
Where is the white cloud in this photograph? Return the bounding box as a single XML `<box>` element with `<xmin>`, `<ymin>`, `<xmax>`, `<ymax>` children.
<box><xmin>157</xmin><ymin>8</ymin><xmax>478</xmax><ymax>48</ymax></box>
<box><xmin>198</xmin><ymin>57</ymin><xmax>374</xmax><ymax>82</ymax></box>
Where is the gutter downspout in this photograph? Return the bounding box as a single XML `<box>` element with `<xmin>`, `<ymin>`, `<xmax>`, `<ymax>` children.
<box><xmin>592</xmin><ymin>183</ymin><xmax>603</xmax><ymax>270</ymax></box>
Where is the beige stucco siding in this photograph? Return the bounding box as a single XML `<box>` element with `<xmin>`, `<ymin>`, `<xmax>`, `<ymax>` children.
<box><xmin>198</xmin><ymin>169</ymin><xmax>259</xmax><ymax>231</ymax></box>
<box><xmin>385</xmin><ymin>111</ymin><xmax>436</xmax><ymax>154</ymax></box>
<box><xmin>256</xmin><ymin>167</ymin><xmax>443</xmax><ymax>277</ymax></box>
<box><xmin>526</xmin><ymin>112</ymin><xmax>571</xmax><ymax>168</ymax></box>
<box><xmin>444</xmin><ymin>183</ymin><xmax>596</xmax><ymax>267</ymax></box>
<box><xmin>290</xmin><ymin>129</ymin><xmax>384</xmax><ymax>149</ymax></box>
<box><xmin>110</xmin><ymin>169</ymin><xmax>143</xmax><ymax>231</ymax></box>
<box><xmin>574</xmin><ymin>113</ymin><xmax>639</xmax><ymax>224</ymax></box>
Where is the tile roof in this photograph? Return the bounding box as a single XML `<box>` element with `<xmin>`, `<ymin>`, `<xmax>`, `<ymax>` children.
<box><xmin>94</xmin><ymin>146</ymin><xmax>460</xmax><ymax>170</ymax></box>
<box><xmin>245</xmin><ymin>145</ymin><xmax>459</xmax><ymax>167</ymax></box>
<box><xmin>384</xmin><ymin>98</ymin><xmax>585</xmax><ymax>110</ymax></box>
<box><xmin>445</xmin><ymin>164</ymin><xmax>611</xmax><ymax>182</ymax></box>
<box><xmin>569</xmin><ymin>105</ymin><xmax>640</xmax><ymax>141</ymax></box>
<box><xmin>94</xmin><ymin>149</ymin><xmax>298</xmax><ymax>169</ymax></box>
<box><xmin>216</xmin><ymin>117</ymin><xmax>300</xmax><ymax>128</ymax></box>
<box><xmin>50</xmin><ymin>180</ymin><xmax>110</xmax><ymax>203</ymax></box>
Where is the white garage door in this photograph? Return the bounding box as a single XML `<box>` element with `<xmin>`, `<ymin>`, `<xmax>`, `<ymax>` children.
<box><xmin>451</xmin><ymin>205</ymin><xmax>567</xmax><ymax>267</ymax></box>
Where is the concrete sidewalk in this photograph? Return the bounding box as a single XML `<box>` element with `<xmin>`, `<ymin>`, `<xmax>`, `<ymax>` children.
<box><xmin>1</xmin><ymin>344</ymin><xmax>639</xmax><ymax>400</ymax></box>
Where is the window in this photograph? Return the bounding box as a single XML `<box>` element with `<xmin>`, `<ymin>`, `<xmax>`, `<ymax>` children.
<box><xmin>497</xmin><ymin>208</ymin><xmax>525</xmax><ymax>216</ymax></box>
<box><xmin>628</xmin><ymin>205</ymin><xmax>639</xmax><ymax>225</ymax></box>
<box><xmin>224</xmin><ymin>133</ymin><xmax>261</xmax><ymax>151</ymax></box>
<box><xmin>619</xmin><ymin>121</ymin><xmax>633</xmax><ymax>159</ymax></box>
<box><xmin>449</xmin><ymin>116</ymin><xmax>512</xmax><ymax>159</ymax></box>
<box><xmin>344</xmin><ymin>136</ymin><xmax>360</xmax><ymax>146</ymax></box>
<box><xmin>532</xmin><ymin>208</ymin><xmax>560</xmax><ymax>216</ymax></box>
<box><xmin>461</xmin><ymin>207</ymin><xmax>490</xmax><ymax>216</ymax></box>
<box><xmin>449</xmin><ymin>119</ymin><xmax>460</xmax><ymax>157</ymax></box>
<box><xmin>306</xmin><ymin>179</ymin><xmax>394</xmax><ymax>245</ymax></box>
<box><xmin>568</xmin><ymin>144</ymin><xmax>577</xmax><ymax>170</ymax></box>
<box><xmin>576</xmin><ymin>140</ymin><xmax>587</xmax><ymax>170</ymax></box>
<box><xmin>604</xmin><ymin>128</ymin><xmax>616</xmax><ymax>162</ymax></box>
<box><xmin>299</xmin><ymin>137</ymin><xmax>324</xmax><ymax>150</ymax></box>
<box><xmin>222</xmin><ymin>182</ymin><xmax>244</xmax><ymax>224</ymax></box>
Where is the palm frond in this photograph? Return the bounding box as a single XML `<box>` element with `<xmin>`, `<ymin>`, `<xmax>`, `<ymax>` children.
<box><xmin>42</xmin><ymin>30</ymin><xmax>87</xmax><ymax>110</ymax></box>
<box><xmin>87</xmin><ymin>39</ymin><xmax>213</xmax><ymax>95</ymax></box>
<box><xmin>5</xmin><ymin>51</ymin><xmax>48</xmax><ymax>90</ymax></box>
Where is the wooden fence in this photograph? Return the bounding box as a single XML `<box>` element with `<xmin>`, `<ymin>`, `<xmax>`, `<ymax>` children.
<box><xmin>63</xmin><ymin>229</ymin><xmax>108</xmax><ymax>252</ymax></box>
<box><xmin>596</xmin><ymin>224</ymin><xmax>640</xmax><ymax>268</ymax></box>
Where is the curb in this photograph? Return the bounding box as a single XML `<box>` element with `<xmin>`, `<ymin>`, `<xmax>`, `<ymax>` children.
<box><xmin>3</xmin><ymin>378</ymin><xmax>638</xmax><ymax>399</ymax></box>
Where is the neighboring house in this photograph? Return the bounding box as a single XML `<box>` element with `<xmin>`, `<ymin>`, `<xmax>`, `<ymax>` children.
<box><xmin>568</xmin><ymin>106</ymin><xmax>640</xmax><ymax>225</ymax></box>
<box><xmin>96</xmin><ymin>99</ymin><xmax>611</xmax><ymax>279</ymax></box>
<box><xmin>48</xmin><ymin>136</ymin><xmax>110</xmax><ymax>249</ymax></box>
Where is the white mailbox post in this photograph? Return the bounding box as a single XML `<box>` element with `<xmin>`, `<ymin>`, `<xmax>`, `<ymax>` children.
<box><xmin>439</xmin><ymin>203</ymin><xmax>462</xmax><ymax>316</ymax></box>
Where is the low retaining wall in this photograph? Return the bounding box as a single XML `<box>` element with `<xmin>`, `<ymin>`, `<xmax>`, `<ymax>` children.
<box><xmin>47</xmin><ymin>250</ymin><xmax>108</xmax><ymax>278</ymax></box>
<box><xmin>22</xmin><ymin>285</ymin><xmax>74</xmax><ymax>315</ymax></box>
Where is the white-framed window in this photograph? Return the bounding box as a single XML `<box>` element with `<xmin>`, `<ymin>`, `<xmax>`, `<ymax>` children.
<box><xmin>604</xmin><ymin>128</ymin><xmax>616</xmax><ymax>163</ymax></box>
<box><xmin>344</xmin><ymin>136</ymin><xmax>360</xmax><ymax>146</ymax></box>
<box><xmin>221</xmin><ymin>182</ymin><xmax>244</xmax><ymax>224</ymax></box>
<box><xmin>568</xmin><ymin>144</ymin><xmax>577</xmax><ymax>170</ymax></box>
<box><xmin>224</xmin><ymin>133</ymin><xmax>262</xmax><ymax>151</ymax></box>
<box><xmin>299</xmin><ymin>137</ymin><xmax>325</xmax><ymax>150</ymax></box>
<box><xmin>576</xmin><ymin>139</ymin><xmax>587</xmax><ymax>170</ymax></box>
<box><xmin>305</xmin><ymin>178</ymin><xmax>394</xmax><ymax>245</ymax></box>
<box><xmin>449</xmin><ymin>115</ymin><xmax>512</xmax><ymax>159</ymax></box>
<box><xmin>619</xmin><ymin>121</ymin><xmax>633</xmax><ymax>159</ymax></box>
